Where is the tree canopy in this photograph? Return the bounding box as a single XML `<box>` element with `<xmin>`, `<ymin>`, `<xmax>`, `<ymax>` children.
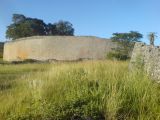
<box><xmin>110</xmin><ymin>31</ymin><xmax>143</xmax><ymax>60</ymax></box>
<box><xmin>6</xmin><ymin>14</ymin><xmax>74</xmax><ymax>40</ymax></box>
<box><xmin>54</xmin><ymin>21</ymin><xmax>74</xmax><ymax>36</ymax></box>
<box><xmin>46</xmin><ymin>21</ymin><xmax>74</xmax><ymax>36</ymax></box>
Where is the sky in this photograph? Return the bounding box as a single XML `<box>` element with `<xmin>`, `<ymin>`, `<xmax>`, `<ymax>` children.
<box><xmin>0</xmin><ymin>0</ymin><xmax>160</xmax><ymax>44</ymax></box>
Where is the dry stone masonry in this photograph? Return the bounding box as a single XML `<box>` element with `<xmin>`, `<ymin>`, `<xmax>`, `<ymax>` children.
<box><xmin>130</xmin><ymin>42</ymin><xmax>160</xmax><ymax>81</ymax></box>
<box><xmin>3</xmin><ymin>36</ymin><xmax>116</xmax><ymax>61</ymax></box>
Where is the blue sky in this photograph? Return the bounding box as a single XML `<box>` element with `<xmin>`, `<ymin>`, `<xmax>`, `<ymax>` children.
<box><xmin>0</xmin><ymin>0</ymin><xmax>160</xmax><ymax>44</ymax></box>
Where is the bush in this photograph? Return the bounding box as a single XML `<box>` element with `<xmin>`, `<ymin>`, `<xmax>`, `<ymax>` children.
<box><xmin>0</xmin><ymin>53</ymin><xmax>3</xmax><ymax>58</ymax></box>
<box><xmin>106</xmin><ymin>52</ymin><xmax>129</xmax><ymax>60</ymax></box>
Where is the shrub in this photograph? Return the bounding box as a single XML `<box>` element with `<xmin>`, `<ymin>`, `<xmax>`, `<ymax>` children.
<box><xmin>106</xmin><ymin>51</ymin><xmax>129</xmax><ymax>60</ymax></box>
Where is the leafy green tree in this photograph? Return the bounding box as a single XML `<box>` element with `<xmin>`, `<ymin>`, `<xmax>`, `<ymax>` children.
<box><xmin>46</xmin><ymin>23</ymin><xmax>57</xmax><ymax>35</ymax></box>
<box><xmin>6</xmin><ymin>14</ymin><xmax>47</xmax><ymax>40</ymax></box>
<box><xmin>6</xmin><ymin>14</ymin><xmax>75</xmax><ymax>40</ymax></box>
<box><xmin>110</xmin><ymin>31</ymin><xmax>143</xmax><ymax>60</ymax></box>
<box><xmin>53</xmin><ymin>20</ymin><xmax>74</xmax><ymax>36</ymax></box>
<box><xmin>6</xmin><ymin>22</ymin><xmax>33</xmax><ymax>39</ymax></box>
<box><xmin>148</xmin><ymin>32</ymin><xmax>157</xmax><ymax>46</ymax></box>
<box><xmin>26</xmin><ymin>18</ymin><xmax>47</xmax><ymax>35</ymax></box>
<box><xmin>12</xmin><ymin>14</ymin><xmax>26</xmax><ymax>24</ymax></box>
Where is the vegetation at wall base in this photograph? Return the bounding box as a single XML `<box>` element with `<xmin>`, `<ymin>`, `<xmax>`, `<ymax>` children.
<box><xmin>106</xmin><ymin>51</ymin><xmax>129</xmax><ymax>60</ymax></box>
<box><xmin>0</xmin><ymin>43</ymin><xmax>3</xmax><ymax>59</ymax></box>
<box><xmin>0</xmin><ymin>54</ymin><xmax>3</xmax><ymax>59</ymax></box>
<box><xmin>0</xmin><ymin>61</ymin><xmax>160</xmax><ymax>120</ymax></box>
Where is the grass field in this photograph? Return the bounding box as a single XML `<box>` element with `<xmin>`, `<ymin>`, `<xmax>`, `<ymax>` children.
<box><xmin>0</xmin><ymin>61</ymin><xmax>160</xmax><ymax>120</ymax></box>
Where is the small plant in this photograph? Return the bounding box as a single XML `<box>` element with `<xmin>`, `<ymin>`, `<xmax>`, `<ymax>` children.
<box><xmin>148</xmin><ymin>32</ymin><xmax>157</xmax><ymax>46</ymax></box>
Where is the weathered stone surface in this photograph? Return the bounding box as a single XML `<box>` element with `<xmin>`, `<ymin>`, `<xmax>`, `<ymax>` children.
<box><xmin>3</xmin><ymin>36</ymin><xmax>116</xmax><ymax>61</ymax></box>
<box><xmin>130</xmin><ymin>42</ymin><xmax>160</xmax><ymax>81</ymax></box>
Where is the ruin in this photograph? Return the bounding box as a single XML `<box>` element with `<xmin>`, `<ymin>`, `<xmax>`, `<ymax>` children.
<box><xmin>130</xmin><ymin>42</ymin><xmax>160</xmax><ymax>81</ymax></box>
<box><xmin>3</xmin><ymin>36</ymin><xmax>116</xmax><ymax>61</ymax></box>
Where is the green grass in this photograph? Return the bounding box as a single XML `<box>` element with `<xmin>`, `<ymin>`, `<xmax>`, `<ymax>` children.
<box><xmin>0</xmin><ymin>61</ymin><xmax>160</xmax><ymax>120</ymax></box>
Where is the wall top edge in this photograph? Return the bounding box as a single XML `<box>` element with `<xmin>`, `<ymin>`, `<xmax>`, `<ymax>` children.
<box><xmin>5</xmin><ymin>36</ymin><xmax>111</xmax><ymax>43</ymax></box>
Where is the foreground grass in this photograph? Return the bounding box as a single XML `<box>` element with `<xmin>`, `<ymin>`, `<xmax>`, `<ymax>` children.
<box><xmin>0</xmin><ymin>61</ymin><xmax>160</xmax><ymax>120</ymax></box>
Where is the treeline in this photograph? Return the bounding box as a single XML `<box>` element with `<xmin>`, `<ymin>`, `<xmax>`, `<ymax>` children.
<box><xmin>6</xmin><ymin>14</ymin><xmax>74</xmax><ymax>40</ymax></box>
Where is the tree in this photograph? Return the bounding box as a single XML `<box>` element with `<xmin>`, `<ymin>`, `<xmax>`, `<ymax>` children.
<box><xmin>6</xmin><ymin>22</ymin><xmax>33</xmax><ymax>39</ymax></box>
<box><xmin>53</xmin><ymin>20</ymin><xmax>74</xmax><ymax>36</ymax></box>
<box><xmin>46</xmin><ymin>23</ymin><xmax>57</xmax><ymax>35</ymax></box>
<box><xmin>26</xmin><ymin>18</ymin><xmax>47</xmax><ymax>36</ymax></box>
<box><xmin>6</xmin><ymin>14</ymin><xmax>47</xmax><ymax>40</ymax></box>
<box><xmin>148</xmin><ymin>32</ymin><xmax>157</xmax><ymax>46</ymax></box>
<box><xmin>110</xmin><ymin>31</ymin><xmax>143</xmax><ymax>60</ymax></box>
<box><xmin>12</xmin><ymin>14</ymin><xmax>26</xmax><ymax>24</ymax></box>
<box><xmin>6</xmin><ymin>14</ymin><xmax>75</xmax><ymax>40</ymax></box>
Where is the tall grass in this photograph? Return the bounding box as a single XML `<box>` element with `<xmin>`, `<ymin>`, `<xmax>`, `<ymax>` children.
<box><xmin>0</xmin><ymin>61</ymin><xmax>159</xmax><ymax>120</ymax></box>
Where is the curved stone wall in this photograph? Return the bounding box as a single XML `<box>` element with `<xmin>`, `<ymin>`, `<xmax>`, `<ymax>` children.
<box><xmin>3</xmin><ymin>36</ymin><xmax>116</xmax><ymax>61</ymax></box>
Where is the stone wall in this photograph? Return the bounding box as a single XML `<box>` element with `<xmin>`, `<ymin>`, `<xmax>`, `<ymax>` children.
<box><xmin>3</xmin><ymin>36</ymin><xmax>116</xmax><ymax>61</ymax></box>
<box><xmin>130</xmin><ymin>42</ymin><xmax>160</xmax><ymax>81</ymax></box>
